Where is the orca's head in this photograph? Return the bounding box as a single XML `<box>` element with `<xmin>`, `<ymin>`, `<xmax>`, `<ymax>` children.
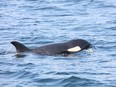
<box><xmin>66</xmin><ymin>39</ymin><xmax>91</xmax><ymax>52</ymax></box>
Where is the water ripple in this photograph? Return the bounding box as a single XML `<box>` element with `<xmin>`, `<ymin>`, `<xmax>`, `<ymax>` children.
<box><xmin>59</xmin><ymin>76</ymin><xmax>111</xmax><ymax>87</ymax></box>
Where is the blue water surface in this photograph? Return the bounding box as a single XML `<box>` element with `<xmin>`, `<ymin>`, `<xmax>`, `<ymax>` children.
<box><xmin>0</xmin><ymin>0</ymin><xmax>116</xmax><ymax>87</ymax></box>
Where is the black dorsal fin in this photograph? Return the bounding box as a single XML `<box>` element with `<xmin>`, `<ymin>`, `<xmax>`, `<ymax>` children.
<box><xmin>11</xmin><ymin>41</ymin><xmax>30</xmax><ymax>52</ymax></box>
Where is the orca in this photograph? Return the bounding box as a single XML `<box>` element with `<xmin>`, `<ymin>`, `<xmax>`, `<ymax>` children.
<box><xmin>11</xmin><ymin>39</ymin><xmax>91</xmax><ymax>56</ymax></box>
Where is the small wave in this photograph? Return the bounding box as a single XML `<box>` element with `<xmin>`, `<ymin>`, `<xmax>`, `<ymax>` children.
<box><xmin>14</xmin><ymin>53</ymin><xmax>27</xmax><ymax>58</ymax></box>
<box><xmin>16</xmin><ymin>71</ymin><xmax>38</xmax><ymax>79</ymax></box>
<box><xmin>59</xmin><ymin>76</ymin><xmax>113</xmax><ymax>87</ymax></box>
<box><xmin>55</xmin><ymin>71</ymin><xmax>110</xmax><ymax>76</ymax></box>
<box><xmin>17</xmin><ymin>62</ymin><xmax>34</xmax><ymax>67</ymax></box>
<box><xmin>33</xmin><ymin>78</ymin><xmax>62</xmax><ymax>86</ymax></box>
<box><xmin>56</xmin><ymin>72</ymin><xmax>73</xmax><ymax>75</ymax></box>
<box><xmin>0</xmin><ymin>70</ymin><xmax>37</xmax><ymax>80</ymax></box>
<box><xmin>29</xmin><ymin>76</ymin><xmax>114</xmax><ymax>87</ymax></box>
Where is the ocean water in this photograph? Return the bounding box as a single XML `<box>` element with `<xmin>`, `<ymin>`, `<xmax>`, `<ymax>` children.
<box><xmin>0</xmin><ymin>0</ymin><xmax>116</xmax><ymax>87</ymax></box>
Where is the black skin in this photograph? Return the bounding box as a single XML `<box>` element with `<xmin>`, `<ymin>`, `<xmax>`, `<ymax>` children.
<box><xmin>11</xmin><ymin>39</ymin><xmax>91</xmax><ymax>56</ymax></box>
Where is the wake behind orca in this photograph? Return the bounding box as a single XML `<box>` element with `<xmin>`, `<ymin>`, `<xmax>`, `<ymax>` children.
<box><xmin>11</xmin><ymin>39</ymin><xmax>91</xmax><ymax>56</ymax></box>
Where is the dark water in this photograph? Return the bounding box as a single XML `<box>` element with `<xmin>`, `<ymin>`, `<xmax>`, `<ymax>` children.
<box><xmin>0</xmin><ymin>0</ymin><xmax>116</xmax><ymax>87</ymax></box>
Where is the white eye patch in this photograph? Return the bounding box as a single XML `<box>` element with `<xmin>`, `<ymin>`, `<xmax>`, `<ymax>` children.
<box><xmin>67</xmin><ymin>46</ymin><xmax>81</xmax><ymax>52</ymax></box>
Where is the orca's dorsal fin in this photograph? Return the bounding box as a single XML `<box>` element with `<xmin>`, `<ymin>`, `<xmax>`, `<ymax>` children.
<box><xmin>11</xmin><ymin>41</ymin><xmax>30</xmax><ymax>52</ymax></box>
